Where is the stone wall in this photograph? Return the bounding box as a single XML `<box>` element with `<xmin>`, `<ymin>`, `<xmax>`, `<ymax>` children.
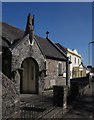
<box><xmin>69</xmin><ymin>77</ymin><xmax>89</xmax><ymax>102</ymax></box>
<box><xmin>11</xmin><ymin>35</ymin><xmax>69</xmax><ymax>92</ymax></box>
<box><xmin>1</xmin><ymin>72</ymin><xmax>20</xmax><ymax>119</ymax></box>
<box><xmin>12</xmin><ymin>35</ymin><xmax>45</xmax><ymax>94</ymax></box>
<box><xmin>0</xmin><ymin>72</ymin><xmax>2</xmax><ymax>120</ymax></box>
<box><xmin>12</xmin><ymin>35</ymin><xmax>45</xmax><ymax>72</ymax></box>
<box><xmin>44</xmin><ymin>59</ymin><xmax>67</xmax><ymax>89</ymax></box>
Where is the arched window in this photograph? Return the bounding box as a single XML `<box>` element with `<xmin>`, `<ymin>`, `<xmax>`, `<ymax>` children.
<box><xmin>58</xmin><ymin>62</ymin><xmax>63</xmax><ymax>76</ymax></box>
<box><xmin>44</xmin><ymin>60</ymin><xmax>48</xmax><ymax>76</ymax></box>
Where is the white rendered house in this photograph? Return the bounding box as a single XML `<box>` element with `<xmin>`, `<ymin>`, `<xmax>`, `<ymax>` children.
<box><xmin>67</xmin><ymin>48</ymin><xmax>83</xmax><ymax>78</ymax></box>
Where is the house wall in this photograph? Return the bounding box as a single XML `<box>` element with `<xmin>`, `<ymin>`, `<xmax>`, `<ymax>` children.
<box><xmin>67</xmin><ymin>49</ymin><xmax>82</xmax><ymax>78</ymax></box>
<box><xmin>44</xmin><ymin>59</ymin><xmax>67</xmax><ymax>89</ymax></box>
<box><xmin>72</xmin><ymin>67</ymin><xmax>86</xmax><ymax>78</ymax></box>
<box><xmin>12</xmin><ymin>34</ymin><xmax>45</xmax><ymax>94</ymax></box>
<box><xmin>79</xmin><ymin>68</ymin><xmax>86</xmax><ymax>77</ymax></box>
<box><xmin>11</xmin><ymin>34</ymin><xmax>69</xmax><ymax>92</ymax></box>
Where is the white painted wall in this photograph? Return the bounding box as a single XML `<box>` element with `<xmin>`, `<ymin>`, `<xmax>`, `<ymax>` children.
<box><xmin>67</xmin><ymin>48</ymin><xmax>82</xmax><ymax>78</ymax></box>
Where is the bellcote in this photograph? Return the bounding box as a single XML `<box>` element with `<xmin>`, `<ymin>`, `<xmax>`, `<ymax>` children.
<box><xmin>25</xmin><ymin>13</ymin><xmax>34</xmax><ymax>43</ymax></box>
<box><xmin>25</xmin><ymin>13</ymin><xmax>34</xmax><ymax>35</ymax></box>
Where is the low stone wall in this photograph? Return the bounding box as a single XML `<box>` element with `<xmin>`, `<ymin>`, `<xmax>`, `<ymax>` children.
<box><xmin>69</xmin><ymin>77</ymin><xmax>89</xmax><ymax>102</ymax></box>
<box><xmin>1</xmin><ymin>72</ymin><xmax>20</xmax><ymax>119</ymax></box>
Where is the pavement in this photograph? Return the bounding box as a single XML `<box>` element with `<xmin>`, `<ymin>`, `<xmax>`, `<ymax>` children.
<box><xmin>20</xmin><ymin>78</ymin><xmax>94</xmax><ymax>119</ymax></box>
<box><xmin>62</xmin><ymin>79</ymin><xmax>94</xmax><ymax>118</ymax></box>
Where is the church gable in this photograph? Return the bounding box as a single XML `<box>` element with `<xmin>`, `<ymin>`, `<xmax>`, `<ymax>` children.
<box><xmin>11</xmin><ymin>33</ymin><xmax>45</xmax><ymax>72</ymax></box>
<box><xmin>1</xmin><ymin>13</ymin><xmax>70</xmax><ymax>94</ymax></box>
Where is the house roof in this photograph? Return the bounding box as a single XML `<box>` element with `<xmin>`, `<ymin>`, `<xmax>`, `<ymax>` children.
<box><xmin>55</xmin><ymin>43</ymin><xmax>67</xmax><ymax>55</ymax></box>
<box><xmin>67</xmin><ymin>48</ymin><xmax>81</xmax><ymax>58</ymax></box>
<box><xmin>35</xmin><ymin>35</ymin><xmax>67</xmax><ymax>60</ymax></box>
<box><xmin>0</xmin><ymin>22</ymin><xmax>24</xmax><ymax>43</ymax></box>
<box><xmin>0</xmin><ymin>22</ymin><xmax>68</xmax><ymax>61</ymax></box>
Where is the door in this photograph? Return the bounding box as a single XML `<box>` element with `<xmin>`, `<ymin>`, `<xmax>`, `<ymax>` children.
<box><xmin>21</xmin><ymin>58</ymin><xmax>38</xmax><ymax>94</ymax></box>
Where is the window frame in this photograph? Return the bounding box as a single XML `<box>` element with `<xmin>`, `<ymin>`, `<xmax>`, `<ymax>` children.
<box><xmin>58</xmin><ymin>62</ymin><xmax>63</xmax><ymax>76</ymax></box>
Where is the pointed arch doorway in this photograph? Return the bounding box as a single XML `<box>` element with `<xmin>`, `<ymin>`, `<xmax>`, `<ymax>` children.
<box><xmin>20</xmin><ymin>57</ymin><xmax>39</xmax><ymax>94</ymax></box>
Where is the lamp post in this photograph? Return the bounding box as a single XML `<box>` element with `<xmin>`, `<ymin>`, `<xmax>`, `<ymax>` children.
<box><xmin>87</xmin><ymin>41</ymin><xmax>94</xmax><ymax>88</ymax></box>
<box><xmin>92</xmin><ymin>41</ymin><xmax>94</xmax><ymax>67</ymax></box>
<box><xmin>88</xmin><ymin>41</ymin><xmax>94</xmax><ymax>66</ymax></box>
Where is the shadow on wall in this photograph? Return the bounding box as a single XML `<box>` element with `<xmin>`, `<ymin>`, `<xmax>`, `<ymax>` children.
<box><xmin>2</xmin><ymin>47</ymin><xmax>12</xmax><ymax>79</ymax></box>
<box><xmin>68</xmin><ymin>76</ymin><xmax>89</xmax><ymax>104</ymax></box>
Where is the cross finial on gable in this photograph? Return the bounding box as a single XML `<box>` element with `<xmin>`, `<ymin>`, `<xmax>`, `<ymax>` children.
<box><xmin>46</xmin><ymin>31</ymin><xmax>49</xmax><ymax>39</ymax></box>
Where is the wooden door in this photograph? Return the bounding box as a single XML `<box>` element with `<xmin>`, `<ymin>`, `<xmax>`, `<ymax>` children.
<box><xmin>21</xmin><ymin>58</ymin><xmax>38</xmax><ymax>93</ymax></box>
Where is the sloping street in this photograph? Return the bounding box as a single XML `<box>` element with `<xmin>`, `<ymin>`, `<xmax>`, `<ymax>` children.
<box><xmin>63</xmin><ymin>79</ymin><xmax>94</xmax><ymax>118</ymax></box>
<box><xmin>20</xmin><ymin>79</ymin><xmax>94</xmax><ymax>119</ymax></box>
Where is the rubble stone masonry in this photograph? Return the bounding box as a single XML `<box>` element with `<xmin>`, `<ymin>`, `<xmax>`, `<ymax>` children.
<box><xmin>44</xmin><ymin>59</ymin><xmax>67</xmax><ymax>89</ymax></box>
<box><xmin>1</xmin><ymin>72</ymin><xmax>20</xmax><ymax>119</ymax></box>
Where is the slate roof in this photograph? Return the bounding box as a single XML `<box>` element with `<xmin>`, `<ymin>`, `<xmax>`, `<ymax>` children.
<box><xmin>0</xmin><ymin>22</ymin><xmax>24</xmax><ymax>42</ymax></box>
<box><xmin>0</xmin><ymin>22</ymin><xmax>68</xmax><ymax>61</ymax></box>
<box><xmin>0</xmin><ymin>22</ymin><xmax>24</xmax><ymax>47</ymax></box>
<box><xmin>35</xmin><ymin>35</ymin><xmax>67</xmax><ymax>60</ymax></box>
<box><xmin>55</xmin><ymin>43</ymin><xmax>67</xmax><ymax>55</ymax></box>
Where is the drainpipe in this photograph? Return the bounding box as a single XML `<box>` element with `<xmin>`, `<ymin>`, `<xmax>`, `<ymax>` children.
<box><xmin>66</xmin><ymin>60</ymin><xmax>69</xmax><ymax>86</ymax></box>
